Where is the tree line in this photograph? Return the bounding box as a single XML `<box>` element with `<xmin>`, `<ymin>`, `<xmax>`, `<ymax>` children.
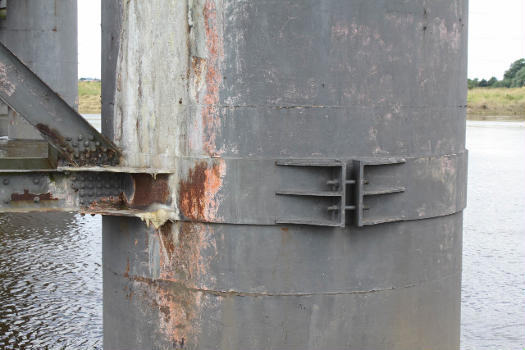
<box><xmin>468</xmin><ymin>59</ymin><xmax>525</xmax><ymax>89</ymax></box>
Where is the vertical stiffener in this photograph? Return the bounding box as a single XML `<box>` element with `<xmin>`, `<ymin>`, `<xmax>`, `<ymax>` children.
<box><xmin>102</xmin><ymin>1</ymin><xmax>468</xmax><ymax>349</ymax></box>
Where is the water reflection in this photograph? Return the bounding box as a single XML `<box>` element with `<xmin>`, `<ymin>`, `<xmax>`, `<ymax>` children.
<box><xmin>0</xmin><ymin>213</ymin><xmax>102</xmax><ymax>349</ymax></box>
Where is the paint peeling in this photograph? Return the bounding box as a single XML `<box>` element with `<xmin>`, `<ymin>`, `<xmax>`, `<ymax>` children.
<box><xmin>133</xmin><ymin>221</ymin><xmax>218</xmax><ymax>347</ymax></box>
<box><xmin>178</xmin><ymin>160</ymin><xmax>226</xmax><ymax>222</ymax></box>
<box><xmin>0</xmin><ymin>62</ymin><xmax>15</xmax><ymax>96</ymax></box>
<box><xmin>201</xmin><ymin>0</ymin><xmax>224</xmax><ymax>156</ymax></box>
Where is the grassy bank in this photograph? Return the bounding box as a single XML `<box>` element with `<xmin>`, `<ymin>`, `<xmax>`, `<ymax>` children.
<box><xmin>467</xmin><ymin>87</ymin><xmax>525</xmax><ymax>121</ymax></box>
<box><xmin>78</xmin><ymin>80</ymin><xmax>101</xmax><ymax>114</ymax></box>
<box><xmin>79</xmin><ymin>82</ymin><xmax>525</xmax><ymax>121</ymax></box>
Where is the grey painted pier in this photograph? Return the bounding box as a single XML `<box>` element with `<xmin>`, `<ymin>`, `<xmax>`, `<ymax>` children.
<box><xmin>0</xmin><ymin>0</ymin><xmax>468</xmax><ymax>349</ymax></box>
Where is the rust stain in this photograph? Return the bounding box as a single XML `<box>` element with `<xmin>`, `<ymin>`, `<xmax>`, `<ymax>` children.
<box><xmin>124</xmin><ymin>257</ymin><xmax>130</xmax><ymax>278</ymax></box>
<box><xmin>128</xmin><ymin>174</ymin><xmax>170</xmax><ymax>209</ymax></box>
<box><xmin>86</xmin><ymin>194</ymin><xmax>126</xmax><ymax>211</ymax></box>
<box><xmin>11</xmin><ymin>190</ymin><xmax>58</xmax><ymax>201</ymax></box>
<box><xmin>202</xmin><ymin>0</ymin><xmax>224</xmax><ymax>155</ymax></box>
<box><xmin>130</xmin><ymin>221</ymin><xmax>218</xmax><ymax>346</ymax></box>
<box><xmin>178</xmin><ymin>160</ymin><xmax>225</xmax><ymax>221</ymax></box>
<box><xmin>35</xmin><ymin>123</ymin><xmax>73</xmax><ymax>155</ymax></box>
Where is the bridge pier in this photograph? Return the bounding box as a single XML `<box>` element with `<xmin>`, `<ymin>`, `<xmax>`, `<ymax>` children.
<box><xmin>101</xmin><ymin>0</ymin><xmax>467</xmax><ymax>349</ymax></box>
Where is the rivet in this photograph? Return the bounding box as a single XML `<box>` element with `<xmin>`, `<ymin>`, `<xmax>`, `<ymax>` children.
<box><xmin>96</xmin><ymin>183</ymin><xmax>102</xmax><ymax>189</ymax></box>
<box><xmin>2</xmin><ymin>178</ymin><xmax>9</xmax><ymax>185</ymax></box>
<box><xmin>33</xmin><ymin>178</ymin><xmax>40</xmax><ymax>184</ymax></box>
<box><xmin>71</xmin><ymin>176</ymin><xmax>77</xmax><ymax>181</ymax></box>
<box><xmin>72</xmin><ymin>142</ymin><xmax>78</xmax><ymax>147</ymax></box>
<box><xmin>102</xmin><ymin>147</ymin><xmax>108</xmax><ymax>152</ymax></box>
<box><xmin>89</xmin><ymin>135</ymin><xmax>95</xmax><ymax>141</ymax></box>
<box><xmin>84</xmin><ymin>141</ymin><xmax>90</xmax><ymax>147</ymax></box>
<box><xmin>95</xmin><ymin>141</ymin><xmax>100</xmax><ymax>147</ymax></box>
<box><xmin>33</xmin><ymin>197</ymin><xmax>40</xmax><ymax>203</ymax></box>
<box><xmin>78</xmin><ymin>135</ymin><xmax>83</xmax><ymax>141</ymax></box>
<box><xmin>66</xmin><ymin>137</ymin><xmax>72</xmax><ymax>141</ymax></box>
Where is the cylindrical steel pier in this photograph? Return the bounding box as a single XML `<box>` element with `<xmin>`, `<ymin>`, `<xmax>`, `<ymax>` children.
<box><xmin>102</xmin><ymin>1</ymin><xmax>467</xmax><ymax>349</ymax></box>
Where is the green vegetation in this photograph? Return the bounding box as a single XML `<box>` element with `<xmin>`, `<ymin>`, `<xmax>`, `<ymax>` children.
<box><xmin>467</xmin><ymin>87</ymin><xmax>525</xmax><ymax>121</ymax></box>
<box><xmin>468</xmin><ymin>59</ymin><xmax>525</xmax><ymax>89</ymax></box>
<box><xmin>78</xmin><ymin>80</ymin><xmax>101</xmax><ymax>114</ymax></box>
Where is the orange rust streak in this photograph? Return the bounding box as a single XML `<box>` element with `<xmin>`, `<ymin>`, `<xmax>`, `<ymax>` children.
<box><xmin>202</xmin><ymin>0</ymin><xmax>224</xmax><ymax>155</ymax></box>
<box><xmin>178</xmin><ymin>161</ymin><xmax>225</xmax><ymax>221</ymax></box>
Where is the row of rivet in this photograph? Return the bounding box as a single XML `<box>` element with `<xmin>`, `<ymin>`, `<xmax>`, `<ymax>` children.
<box><xmin>71</xmin><ymin>172</ymin><xmax>123</xmax><ymax>206</ymax></box>
<box><xmin>62</xmin><ymin>134</ymin><xmax>118</xmax><ymax>166</ymax></box>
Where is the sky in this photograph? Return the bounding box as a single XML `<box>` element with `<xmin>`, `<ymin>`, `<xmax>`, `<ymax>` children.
<box><xmin>78</xmin><ymin>0</ymin><xmax>525</xmax><ymax>80</ymax></box>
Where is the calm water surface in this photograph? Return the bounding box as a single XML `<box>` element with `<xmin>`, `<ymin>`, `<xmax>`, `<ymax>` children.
<box><xmin>0</xmin><ymin>121</ymin><xmax>523</xmax><ymax>349</ymax></box>
<box><xmin>461</xmin><ymin>121</ymin><xmax>525</xmax><ymax>349</ymax></box>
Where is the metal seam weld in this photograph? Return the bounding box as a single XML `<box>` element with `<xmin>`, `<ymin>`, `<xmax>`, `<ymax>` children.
<box><xmin>108</xmin><ymin>268</ymin><xmax>460</xmax><ymax>298</ymax></box>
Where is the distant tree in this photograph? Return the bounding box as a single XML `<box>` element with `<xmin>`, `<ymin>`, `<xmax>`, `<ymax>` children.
<box><xmin>487</xmin><ymin>77</ymin><xmax>498</xmax><ymax>87</ymax></box>
<box><xmin>510</xmin><ymin>65</ymin><xmax>525</xmax><ymax>88</ymax></box>
<box><xmin>503</xmin><ymin>59</ymin><xmax>525</xmax><ymax>82</ymax></box>
<box><xmin>478</xmin><ymin>78</ymin><xmax>488</xmax><ymax>87</ymax></box>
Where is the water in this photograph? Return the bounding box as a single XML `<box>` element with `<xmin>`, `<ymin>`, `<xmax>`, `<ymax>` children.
<box><xmin>461</xmin><ymin>121</ymin><xmax>525</xmax><ymax>349</ymax></box>
<box><xmin>0</xmin><ymin>213</ymin><xmax>102</xmax><ymax>349</ymax></box>
<box><xmin>0</xmin><ymin>120</ymin><xmax>523</xmax><ymax>349</ymax></box>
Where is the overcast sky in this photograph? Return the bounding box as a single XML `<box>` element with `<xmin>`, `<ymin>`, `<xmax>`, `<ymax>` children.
<box><xmin>78</xmin><ymin>0</ymin><xmax>525</xmax><ymax>80</ymax></box>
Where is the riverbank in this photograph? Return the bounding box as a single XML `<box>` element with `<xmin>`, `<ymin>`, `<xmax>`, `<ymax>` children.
<box><xmin>78</xmin><ymin>82</ymin><xmax>525</xmax><ymax>121</ymax></box>
<box><xmin>467</xmin><ymin>87</ymin><xmax>525</xmax><ymax>121</ymax></box>
<box><xmin>78</xmin><ymin>80</ymin><xmax>101</xmax><ymax>114</ymax></box>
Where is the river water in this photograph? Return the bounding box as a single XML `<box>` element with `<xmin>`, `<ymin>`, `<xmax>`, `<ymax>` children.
<box><xmin>0</xmin><ymin>121</ymin><xmax>523</xmax><ymax>349</ymax></box>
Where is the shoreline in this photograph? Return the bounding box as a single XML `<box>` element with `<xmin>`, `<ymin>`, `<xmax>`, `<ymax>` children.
<box><xmin>467</xmin><ymin>115</ymin><xmax>525</xmax><ymax>122</ymax></box>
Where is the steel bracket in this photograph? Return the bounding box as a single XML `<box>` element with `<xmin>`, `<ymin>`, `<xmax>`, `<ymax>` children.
<box><xmin>275</xmin><ymin>157</ymin><xmax>407</xmax><ymax>227</ymax></box>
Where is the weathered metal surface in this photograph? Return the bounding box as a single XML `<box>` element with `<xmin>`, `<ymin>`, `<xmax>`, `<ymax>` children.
<box><xmin>0</xmin><ymin>0</ymin><xmax>77</xmax><ymax>108</ymax></box>
<box><xmin>102</xmin><ymin>0</ymin><xmax>468</xmax><ymax>349</ymax></box>
<box><xmin>0</xmin><ymin>42</ymin><xmax>120</xmax><ymax>166</ymax></box>
<box><xmin>0</xmin><ymin>171</ymin><xmax>175</xmax><ymax>218</ymax></box>
<box><xmin>0</xmin><ymin>0</ymin><xmax>78</xmax><ymax>144</ymax></box>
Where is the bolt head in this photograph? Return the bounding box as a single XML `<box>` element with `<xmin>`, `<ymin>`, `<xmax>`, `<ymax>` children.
<box><xmin>32</xmin><ymin>178</ymin><xmax>40</xmax><ymax>184</ymax></box>
<box><xmin>2</xmin><ymin>179</ymin><xmax>9</xmax><ymax>185</ymax></box>
<box><xmin>33</xmin><ymin>197</ymin><xmax>40</xmax><ymax>203</ymax></box>
<box><xmin>78</xmin><ymin>135</ymin><xmax>83</xmax><ymax>141</ymax></box>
